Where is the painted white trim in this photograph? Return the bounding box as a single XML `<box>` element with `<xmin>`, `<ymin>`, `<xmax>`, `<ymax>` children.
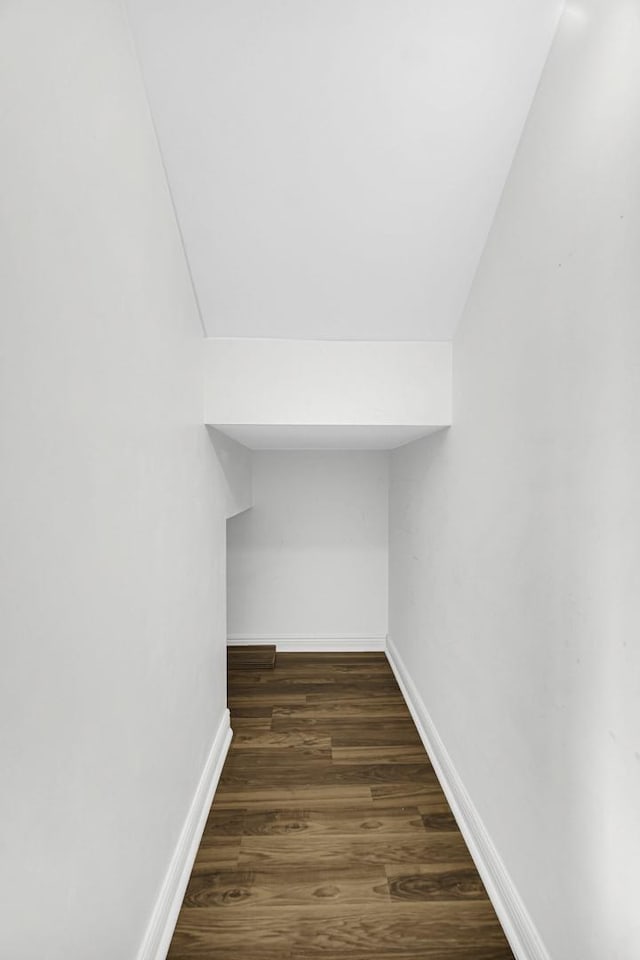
<box><xmin>227</xmin><ymin>634</ymin><xmax>387</xmax><ymax>653</ymax></box>
<box><xmin>137</xmin><ymin>710</ymin><xmax>232</xmax><ymax>960</ymax></box>
<box><xmin>386</xmin><ymin>638</ymin><xmax>551</xmax><ymax>960</ymax></box>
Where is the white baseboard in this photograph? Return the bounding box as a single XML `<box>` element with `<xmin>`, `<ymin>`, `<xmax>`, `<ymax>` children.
<box><xmin>386</xmin><ymin>638</ymin><xmax>551</xmax><ymax>960</ymax></box>
<box><xmin>137</xmin><ymin>710</ymin><xmax>232</xmax><ymax>960</ymax></box>
<box><xmin>227</xmin><ymin>633</ymin><xmax>387</xmax><ymax>653</ymax></box>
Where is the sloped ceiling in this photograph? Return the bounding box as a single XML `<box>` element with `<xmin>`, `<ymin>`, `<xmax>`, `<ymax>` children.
<box><xmin>127</xmin><ymin>0</ymin><xmax>563</xmax><ymax>340</ymax></box>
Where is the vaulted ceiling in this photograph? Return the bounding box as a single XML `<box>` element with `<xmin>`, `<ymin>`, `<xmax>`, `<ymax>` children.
<box><xmin>127</xmin><ymin>0</ymin><xmax>563</xmax><ymax>340</ymax></box>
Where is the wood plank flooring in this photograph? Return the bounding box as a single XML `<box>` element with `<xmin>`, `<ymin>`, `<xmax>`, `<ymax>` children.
<box><xmin>228</xmin><ymin>644</ymin><xmax>277</xmax><ymax>670</ymax></box>
<box><xmin>167</xmin><ymin>652</ymin><xmax>514</xmax><ymax>960</ymax></box>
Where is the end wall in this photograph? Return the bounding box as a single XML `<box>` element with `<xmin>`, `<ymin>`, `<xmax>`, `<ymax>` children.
<box><xmin>228</xmin><ymin>451</ymin><xmax>389</xmax><ymax>647</ymax></box>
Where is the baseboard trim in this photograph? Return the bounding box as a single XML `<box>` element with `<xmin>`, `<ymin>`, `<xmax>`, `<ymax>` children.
<box><xmin>386</xmin><ymin>638</ymin><xmax>550</xmax><ymax>960</ymax></box>
<box><xmin>227</xmin><ymin>634</ymin><xmax>387</xmax><ymax>653</ymax></box>
<box><xmin>137</xmin><ymin>710</ymin><xmax>232</xmax><ymax>960</ymax></box>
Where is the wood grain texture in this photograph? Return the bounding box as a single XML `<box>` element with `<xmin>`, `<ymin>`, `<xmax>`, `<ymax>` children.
<box><xmin>204</xmin><ymin>805</ymin><xmax>426</xmax><ymax>837</ymax></box>
<box><xmin>227</xmin><ymin>644</ymin><xmax>276</xmax><ymax>670</ymax></box>
<box><xmin>167</xmin><ymin>652</ymin><xmax>514</xmax><ymax>959</ymax></box>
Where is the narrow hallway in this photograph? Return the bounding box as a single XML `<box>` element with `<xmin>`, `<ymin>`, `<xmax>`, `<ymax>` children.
<box><xmin>167</xmin><ymin>653</ymin><xmax>513</xmax><ymax>958</ymax></box>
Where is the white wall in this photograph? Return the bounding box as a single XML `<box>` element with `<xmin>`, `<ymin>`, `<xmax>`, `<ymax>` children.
<box><xmin>228</xmin><ymin>452</ymin><xmax>389</xmax><ymax>643</ymax></box>
<box><xmin>389</xmin><ymin>2</ymin><xmax>640</xmax><ymax>958</ymax></box>
<box><xmin>126</xmin><ymin>0</ymin><xmax>562</xmax><ymax>341</ymax></box>
<box><xmin>0</xmin><ymin>3</ymin><xmax>248</xmax><ymax>958</ymax></box>
<box><xmin>204</xmin><ymin>338</ymin><xmax>451</xmax><ymax>430</ymax></box>
<box><xmin>207</xmin><ymin>427</ymin><xmax>253</xmax><ymax>518</ymax></box>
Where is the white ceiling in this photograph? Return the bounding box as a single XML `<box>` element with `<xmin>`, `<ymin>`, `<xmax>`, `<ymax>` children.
<box><xmin>214</xmin><ymin>424</ymin><xmax>445</xmax><ymax>451</ymax></box>
<box><xmin>127</xmin><ymin>0</ymin><xmax>562</xmax><ymax>341</ymax></box>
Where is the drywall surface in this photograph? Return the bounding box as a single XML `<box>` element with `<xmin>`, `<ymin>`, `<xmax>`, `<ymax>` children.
<box><xmin>126</xmin><ymin>0</ymin><xmax>563</xmax><ymax>340</ymax></box>
<box><xmin>212</xmin><ymin>424</ymin><xmax>445</xmax><ymax>451</ymax></box>
<box><xmin>207</xmin><ymin>427</ymin><xmax>253</xmax><ymax>518</ymax></box>
<box><xmin>389</xmin><ymin>2</ymin><xmax>640</xmax><ymax>958</ymax></box>
<box><xmin>204</xmin><ymin>338</ymin><xmax>451</xmax><ymax>428</ymax></box>
<box><xmin>228</xmin><ymin>452</ymin><xmax>389</xmax><ymax>641</ymax></box>
<box><xmin>0</xmin><ymin>3</ymin><xmax>248</xmax><ymax>957</ymax></box>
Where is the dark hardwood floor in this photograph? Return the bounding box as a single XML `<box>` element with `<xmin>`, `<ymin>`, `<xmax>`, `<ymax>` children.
<box><xmin>167</xmin><ymin>652</ymin><xmax>514</xmax><ymax>959</ymax></box>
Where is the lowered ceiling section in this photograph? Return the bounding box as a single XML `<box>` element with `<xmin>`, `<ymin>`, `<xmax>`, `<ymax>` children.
<box><xmin>203</xmin><ymin>338</ymin><xmax>451</xmax><ymax>449</ymax></box>
<box><xmin>126</xmin><ymin>0</ymin><xmax>563</xmax><ymax>342</ymax></box>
